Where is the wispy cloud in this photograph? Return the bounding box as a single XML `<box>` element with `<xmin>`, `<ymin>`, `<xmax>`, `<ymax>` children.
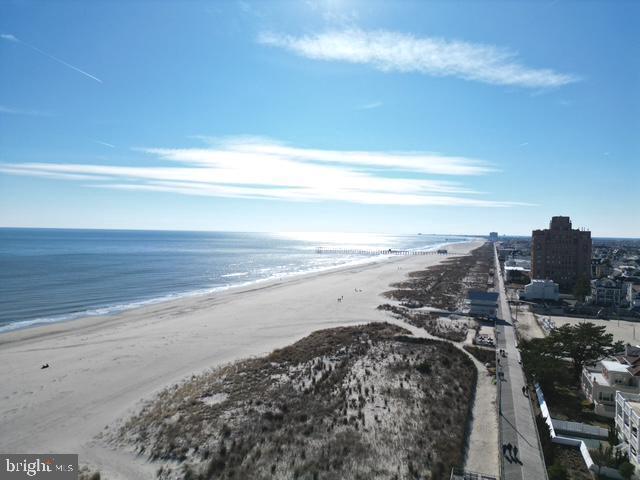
<box><xmin>0</xmin><ymin>105</ymin><xmax>52</xmax><ymax>117</ymax></box>
<box><xmin>1</xmin><ymin>33</ymin><xmax>102</xmax><ymax>83</ymax></box>
<box><xmin>236</xmin><ymin>0</ymin><xmax>263</xmax><ymax>18</ymax></box>
<box><xmin>519</xmin><ymin>142</ymin><xmax>529</xmax><ymax>147</ymax></box>
<box><xmin>0</xmin><ymin>166</ymin><xmax>106</xmax><ymax>181</ymax></box>
<box><xmin>305</xmin><ymin>0</ymin><xmax>359</xmax><ymax>25</ymax></box>
<box><xmin>357</xmin><ymin>101</ymin><xmax>383</xmax><ymax>110</ymax></box>
<box><xmin>259</xmin><ymin>29</ymin><xmax>579</xmax><ymax>88</ymax></box>
<box><xmin>1</xmin><ymin>33</ymin><xmax>18</xmax><ymax>42</ymax></box>
<box><xmin>0</xmin><ymin>137</ymin><xmax>532</xmax><ymax>208</ymax></box>
<box><xmin>94</xmin><ymin>140</ymin><xmax>116</xmax><ymax>148</ymax></box>
<box><xmin>160</xmin><ymin>136</ymin><xmax>494</xmax><ymax>176</ymax></box>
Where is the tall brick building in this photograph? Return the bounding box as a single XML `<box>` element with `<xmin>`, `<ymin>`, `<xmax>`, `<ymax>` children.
<box><xmin>531</xmin><ymin>216</ymin><xmax>592</xmax><ymax>292</ymax></box>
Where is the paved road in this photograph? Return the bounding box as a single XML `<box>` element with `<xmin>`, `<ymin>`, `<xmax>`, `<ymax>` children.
<box><xmin>494</xmin><ymin>245</ymin><xmax>548</xmax><ymax>480</ymax></box>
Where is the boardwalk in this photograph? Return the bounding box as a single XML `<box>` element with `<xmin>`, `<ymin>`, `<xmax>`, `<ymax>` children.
<box><xmin>494</xmin><ymin>245</ymin><xmax>548</xmax><ymax>480</ymax></box>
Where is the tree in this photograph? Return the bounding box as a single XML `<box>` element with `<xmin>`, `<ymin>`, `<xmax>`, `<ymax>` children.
<box><xmin>608</xmin><ymin>424</ymin><xmax>620</xmax><ymax>447</ymax></box>
<box><xmin>619</xmin><ymin>461</ymin><xmax>634</xmax><ymax>480</ymax></box>
<box><xmin>590</xmin><ymin>444</ymin><xmax>612</xmax><ymax>476</ymax></box>
<box><xmin>520</xmin><ymin>336</ymin><xmax>568</xmax><ymax>392</ymax></box>
<box><xmin>590</xmin><ymin>443</ymin><xmax>628</xmax><ymax>473</ymax></box>
<box><xmin>551</xmin><ymin>323</ymin><xmax>623</xmax><ymax>380</ymax></box>
<box><xmin>518</xmin><ymin>337</ymin><xmax>562</xmax><ymax>391</ymax></box>
<box><xmin>574</xmin><ymin>276</ymin><xmax>591</xmax><ymax>302</ymax></box>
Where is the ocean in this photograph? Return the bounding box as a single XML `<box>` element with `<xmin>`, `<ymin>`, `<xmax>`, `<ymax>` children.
<box><xmin>0</xmin><ymin>228</ymin><xmax>473</xmax><ymax>333</ymax></box>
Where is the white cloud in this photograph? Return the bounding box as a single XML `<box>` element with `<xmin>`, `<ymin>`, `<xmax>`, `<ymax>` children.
<box><xmin>175</xmin><ymin>136</ymin><xmax>494</xmax><ymax>176</ymax></box>
<box><xmin>0</xmin><ymin>137</ymin><xmax>532</xmax><ymax>208</ymax></box>
<box><xmin>94</xmin><ymin>140</ymin><xmax>116</xmax><ymax>148</ymax></box>
<box><xmin>236</xmin><ymin>0</ymin><xmax>263</xmax><ymax>17</ymax></box>
<box><xmin>357</xmin><ymin>101</ymin><xmax>382</xmax><ymax>110</ymax></box>
<box><xmin>0</xmin><ymin>105</ymin><xmax>52</xmax><ymax>116</ymax></box>
<box><xmin>259</xmin><ymin>29</ymin><xmax>579</xmax><ymax>88</ymax></box>
<box><xmin>1</xmin><ymin>33</ymin><xmax>18</xmax><ymax>42</ymax></box>
<box><xmin>305</xmin><ymin>0</ymin><xmax>359</xmax><ymax>24</ymax></box>
<box><xmin>0</xmin><ymin>166</ymin><xmax>106</xmax><ymax>181</ymax></box>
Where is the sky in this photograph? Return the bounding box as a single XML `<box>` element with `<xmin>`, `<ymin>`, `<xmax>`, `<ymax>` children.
<box><xmin>0</xmin><ymin>0</ymin><xmax>638</xmax><ymax>237</ymax></box>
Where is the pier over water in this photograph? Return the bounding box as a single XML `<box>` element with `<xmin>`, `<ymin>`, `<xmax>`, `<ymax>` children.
<box><xmin>315</xmin><ymin>247</ymin><xmax>448</xmax><ymax>256</ymax></box>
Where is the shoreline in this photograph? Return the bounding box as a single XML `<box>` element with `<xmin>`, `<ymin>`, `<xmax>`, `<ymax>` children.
<box><xmin>0</xmin><ymin>239</ymin><xmax>476</xmax><ymax>338</ymax></box>
<box><xmin>0</xmin><ymin>240</ymin><xmax>483</xmax><ymax>479</ymax></box>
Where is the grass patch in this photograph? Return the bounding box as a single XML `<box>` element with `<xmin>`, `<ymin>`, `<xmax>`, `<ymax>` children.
<box><xmin>377</xmin><ymin>304</ymin><xmax>471</xmax><ymax>342</ymax></box>
<box><xmin>383</xmin><ymin>243</ymin><xmax>493</xmax><ymax>311</ymax></box>
<box><xmin>78</xmin><ymin>468</ymin><xmax>102</xmax><ymax>480</ymax></box>
<box><xmin>462</xmin><ymin>345</ymin><xmax>496</xmax><ymax>369</ymax></box>
<box><xmin>548</xmin><ymin>444</ymin><xmax>592</xmax><ymax>480</ymax></box>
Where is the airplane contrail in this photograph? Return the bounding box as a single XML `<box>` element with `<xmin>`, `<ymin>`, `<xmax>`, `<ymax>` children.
<box><xmin>94</xmin><ymin>140</ymin><xmax>116</xmax><ymax>148</ymax></box>
<box><xmin>1</xmin><ymin>33</ymin><xmax>102</xmax><ymax>83</ymax></box>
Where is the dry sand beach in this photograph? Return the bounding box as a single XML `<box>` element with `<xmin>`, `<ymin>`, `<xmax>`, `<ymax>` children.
<box><xmin>0</xmin><ymin>240</ymin><xmax>491</xmax><ymax>478</ymax></box>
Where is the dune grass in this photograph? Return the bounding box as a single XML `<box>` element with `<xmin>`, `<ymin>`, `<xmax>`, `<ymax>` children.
<box><xmin>113</xmin><ymin>323</ymin><xmax>477</xmax><ymax>480</ymax></box>
<box><xmin>384</xmin><ymin>243</ymin><xmax>493</xmax><ymax>311</ymax></box>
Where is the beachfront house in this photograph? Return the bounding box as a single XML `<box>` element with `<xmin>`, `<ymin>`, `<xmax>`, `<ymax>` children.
<box><xmin>519</xmin><ymin>279</ymin><xmax>560</xmax><ymax>301</ymax></box>
<box><xmin>583</xmin><ymin>345</ymin><xmax>640</xmax><ymax>418</ymax></box>
<box><xmin>465</xmin><ymin>290</ymin><xmax>499</xmax><ymax>318</ymax></box>
<box><xmin>505</xmin><ymin>265</ymin><xmax>530</xmax><ymax>284</ymax></box>
<box><xmin>588</xmin><ymin>277</ymin><xmax>628</xmax><ymax>307</ymax></box>
<box><xmin>615</xmin><ymin>391</ymin><xmax>640</xmax><ymax>467</ymax></box>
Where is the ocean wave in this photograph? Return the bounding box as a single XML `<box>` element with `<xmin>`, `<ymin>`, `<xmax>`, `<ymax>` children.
<box><xmin>0</xmin><ymin>237</ymin><xmax>477</xmax><ymax>334</ymax></box>
<box><xmin>221</xmin><ymin>272</ymin><xmax>250</xmax><ymax>278</ymax></box>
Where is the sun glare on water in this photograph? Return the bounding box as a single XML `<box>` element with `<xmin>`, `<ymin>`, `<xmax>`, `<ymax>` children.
<box><xmin>276</xmin><ymin>231</ymin><xmax>402</xmax><ymax>249</ymax></box>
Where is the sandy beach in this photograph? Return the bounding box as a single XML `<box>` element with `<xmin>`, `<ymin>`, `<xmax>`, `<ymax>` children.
<box><xmin>0</xmin><ymin>240</ymin><xmax>484</xmax><ymax>478</ymax></box>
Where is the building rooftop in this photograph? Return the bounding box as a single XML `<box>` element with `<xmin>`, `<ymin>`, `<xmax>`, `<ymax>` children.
<box><xmin>466</xmin><ymin>291</ymin><xmax>499</xmax><ymax>302</ymax></box>
<box><xmin>602</xmin><ymin>360</ymin><xmax>630</xmax><ymax>374</ymax></box>
<box><xmin>550</xmin><ymin>216</ymin><xmax>572</xmax><ymax>230</ymax></box>
<box><xmin>590</xmin><ymin>371</ymin><xmax>609</xmax><ymax>386</ymax></box>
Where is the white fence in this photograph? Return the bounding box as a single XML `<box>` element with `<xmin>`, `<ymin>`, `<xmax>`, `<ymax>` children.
<box><xmin>535</xmin><ymin>383</ymin><xmax>622</xmax><ymax>479</ymax></box>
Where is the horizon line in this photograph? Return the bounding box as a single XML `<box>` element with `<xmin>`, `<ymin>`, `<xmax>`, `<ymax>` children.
<box><xmin>0</xmin><ymin>225</ymin><xmax>638</xmax><ymax>240</ymax></box>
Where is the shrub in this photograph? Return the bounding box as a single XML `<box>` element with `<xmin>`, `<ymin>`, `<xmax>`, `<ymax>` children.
<box><xmin>463</xmin><ymin>345</ymin><xmax>496</xmax><ymax>366</ymax></box>
<box><xmin>548</xmin><ymin>461</ymin><xmax>568</xmax><ymax>480</ymax></box>
<box><xmin>619</xmin><ymin>461</ymin><xmax>634</xmax><ymax>480</ymax></box>
<box><xmin>415</xmin><ymin>361</ymin><xmax>431</xmax><ymax>375</ymax></box>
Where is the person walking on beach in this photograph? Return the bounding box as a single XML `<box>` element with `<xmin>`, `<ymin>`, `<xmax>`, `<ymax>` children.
<box><xmin>507</xmin><ymin>443</ymin><xmax>513</xmax><ymax>457</ymax></box>
<box><xmin>513</xmin><ymin>445</ymin><xmax>519</xmax><ymax>460</ymax></box>
<box><xmin>502</xmin><ymin>444</ymin><xmax>507</xmax><ymax>456</ymax></box>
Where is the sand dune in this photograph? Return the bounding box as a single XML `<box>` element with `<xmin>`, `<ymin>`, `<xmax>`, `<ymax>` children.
<box><xmin>0</xmin><ymin>241</ymin><xmax>483</xmax><ymax>479</ymax></box>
